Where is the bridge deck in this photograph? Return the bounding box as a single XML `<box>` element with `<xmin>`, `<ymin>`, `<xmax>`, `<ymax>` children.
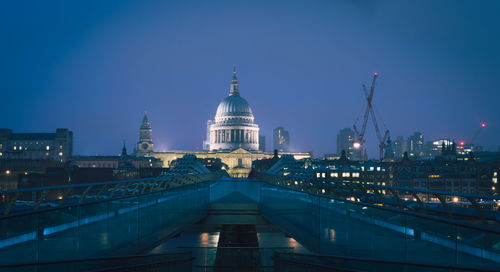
<box><xmin>0</xmin><ymin>177</ymin><xmax>498</xmax><ymax>271</ymax></box>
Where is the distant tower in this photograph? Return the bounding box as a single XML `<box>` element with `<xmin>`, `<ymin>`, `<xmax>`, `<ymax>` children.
<box><xmin>137</xmin><ymin>112</ymin><xmax>154</xmax><ymax>154</ymax></box>
<box><xmin>203</xmin><ymin>120</ymin><xmax>213</xmax><ymax>150</ymax></box>
<box><xmin>120</xmin><ymin>141</ymin><xmax>129</xmax><ymax>166</ymax></box>
<box><xmin>337</xmin><ymin>128</ymin><xmax>356</xmax><ymax>160</ymax></box>
<box><xmin>273</xmin><ymin>127</ymin><xmax>290</xmax><ymax>152</ymax></box>
<box><xmin>259</xmin><ymin>135</ymin><xmax>266</xmax><ymax>152</ymax></box>
<box><xmin>383</xmin><ymin>136</ymin><xmax>395</xmax><ymax>162</ymax></box>
<box><xmin>407</xmin><ymin>132</ymin><xmax>424</xmax><ymax>157</ymax></box>
<box><xmin>393</xmin><ymin>136</ymin><xmax>406</xmax><ymax>159</ymax></box>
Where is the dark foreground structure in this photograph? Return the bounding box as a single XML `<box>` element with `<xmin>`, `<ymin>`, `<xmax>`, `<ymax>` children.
<box><xmin>0</xmin><ymin>157</ymin><xmax>499</xmax><ymax>271</ymax></box>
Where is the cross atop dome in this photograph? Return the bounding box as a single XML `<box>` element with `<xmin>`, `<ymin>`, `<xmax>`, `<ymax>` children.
<box><xmin>229</xmin><ymin>66</ymin><xmax>239</xmax><ymax>96</ymax></box>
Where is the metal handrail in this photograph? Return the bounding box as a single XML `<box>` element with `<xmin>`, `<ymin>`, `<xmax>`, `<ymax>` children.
<box><xmin>273</xmin><ymin>252</ymin><xmax>499</xmax><ymax>272</ymax></box>
<box><xmin>0</xmin><ymin>252</ymin><xmax>193</xmax><ymax>269</ymax></box>
<box><xmin>253</xmin><ymin>171</ymin><xmax>500</xmax><ymax>226</ymax></box>
<box><xmin>269</xmin><ymin>173</ymin><xmax>500</xmax><ymax>200</ymax></box>
<box><xmin>0</xmin><ymin>170</ymin><xmax>227</xmax><ymax>216</ymax></box>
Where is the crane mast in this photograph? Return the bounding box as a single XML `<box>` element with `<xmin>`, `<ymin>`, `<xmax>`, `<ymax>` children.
<box><xmin>353</xmin><ymin>73</ymin><xmax>389</xmax><ymax>160</ymax></box>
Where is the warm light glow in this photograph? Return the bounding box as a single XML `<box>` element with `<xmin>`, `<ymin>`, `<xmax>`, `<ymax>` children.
<box><xmin>200</xmin><ymin>232</ymin><xmax>209</xmax><ymax>243</ymax></box>
<box><xmin>353</xmin><ymin>142</ymin><xmax>361</xmax><ymax>149</ymax></box>
<box><xmin>459</xmin><ymin>141</ymin><xmax>465</xmax><ymax>146</ymax></box>
<box><xmin>452</xmin><ymin>197</ymin><xmax>459</xmax><ymax>203</ymax></box>
<box><xmin>5</xmin><ymin>170</ymin><xmax>10</xmax><ymax>175</ymax></box>
<box><xmin>59</xmin><ymin>152</ymin><xmax>63</xmax><ymax>156</ymax></box>
<box><xmin>46</xmin><ymin>146</ymin><xmax>50</xmax><ymax>150</ymax></box>
<box><xmin>57</xmin><ymin>195</ymin><xmax>63</xmax><ymax>200</ymax></box>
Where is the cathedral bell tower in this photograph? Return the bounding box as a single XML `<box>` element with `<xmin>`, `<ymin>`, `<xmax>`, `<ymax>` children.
<box><xmin>137</xmin><ymin>112</ymin><xmax>154</xmax><ymax>154</ymax></box>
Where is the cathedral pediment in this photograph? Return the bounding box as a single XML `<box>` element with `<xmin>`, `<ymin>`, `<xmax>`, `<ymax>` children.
<box><xmin>230</xmin><ymin>148</ymin><xmax>251</xmax><ymax>154</ymax></box>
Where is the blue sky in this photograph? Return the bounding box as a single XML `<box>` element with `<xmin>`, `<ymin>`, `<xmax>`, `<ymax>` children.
<box><xmin>1</xmin><ymin>0</ymin><xmax>499</xmax><ymax>157</ymax></box>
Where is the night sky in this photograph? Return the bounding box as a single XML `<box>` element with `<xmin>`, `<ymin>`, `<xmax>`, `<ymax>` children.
<box><xmin>1</xmin><ymin>0</ymin><xmax>499</xmax><ymax>157</ymax></box>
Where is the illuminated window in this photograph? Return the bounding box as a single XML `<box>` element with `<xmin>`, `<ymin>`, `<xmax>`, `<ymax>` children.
<box><xmin>342</xmin><ymin>172</ymin><xmax>350</xmax><ymax>177</ymax></box>
<box><xmin>13</xmin><ymin>146</ymin><xmax>17</xmax><ymax>150</ymax></box>
<box><xmin>352</xmin><ymin>173</ymin><xmax>360</xmax><ymax>177</ymax></box>
<box><xmin>46</xmin><ymin>146</ymin><xmax>50</xmax><ymax>150</ymax></box>
<box><xmin>316</xmin><ymin>173</ymin><xmax>320</xmax><ymax>178</ymax></box>
<box><xmin>330</xmin><ymin>173</ymin><xmax>338</xmax><ymax>178</ymax></box>
<box><xmin>0</xmin><ymin>152</ymin><xmax>2</xmax><ymax>156</ymax></box>
<box><xmin>59</xmin><ymin>145</ymin><xmax>63</xmax><ymax>149</ymax></box>
<box><xmin>19</xmin><ymin>146</ymin><xmax>22</xmax><ymax>150</ymax></box>
<box><xmin>59</xmin><ymin>152</ymin><xmax>63</xmax><ymax>156</ymax></box>
<box><xmin>321</xmin><ymin>173</ymin><xmax>326</xmax><ymax>178</ymax></box>
<box><xmin>369</xmin><ymin>167</ymin><xmax>374</xmax><ymax>171</ymax></box>
<box><xmin>376</xmin><ymin>167</ymin><xmax>381</xmax><ymax>171</ymax></box>
<box><xmin>493</xmin><ymin>178</ymin><xmax>497</xmax><ymax>184</ymax></box>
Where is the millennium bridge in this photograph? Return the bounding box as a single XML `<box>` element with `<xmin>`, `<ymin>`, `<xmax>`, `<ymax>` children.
<box><xmin>0</xmin><ymin>156</ymin><xmax>499</xmax><ymax>271</ymax></box>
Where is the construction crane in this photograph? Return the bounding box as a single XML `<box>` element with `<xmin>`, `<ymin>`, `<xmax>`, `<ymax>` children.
<box><xmin>460</xmin><ymin>122</ymin><xmax>487</xmax><ymax>149</ymax></box>
<box><xmin>353</xmin><ymin>72</ymin><xmax>389</xmax><ymax>160</ymax></box>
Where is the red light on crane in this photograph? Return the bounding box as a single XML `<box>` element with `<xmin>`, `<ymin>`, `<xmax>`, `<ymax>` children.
<box><xmin>459</xmin><ymin>141</ymin><xmax>465</xmax><ymax>146</ymax></box>
<box><xmin>374</xmin><ymin>72</ymin><xmax>378</xmax><ymax>76</ymax></box>
<box><xmin>481</xmin><ymin>123</ymin><xmax>486</xmax><ymax>128</ymax></box>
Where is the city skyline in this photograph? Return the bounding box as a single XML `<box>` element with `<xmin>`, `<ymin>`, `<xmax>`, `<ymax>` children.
<box><xmin>1</xmin><ymin>0</ymin><xmax>499</xmax><ymax>157</ymax></box>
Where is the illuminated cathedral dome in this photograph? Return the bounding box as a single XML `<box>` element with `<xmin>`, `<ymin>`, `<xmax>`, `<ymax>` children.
<box><xmin>205</xmin><ymin>68</ymin><xmax>259</xmax><ymax>151</ymax></box>
<box><xmin>215</xmin><ymin>68</ymin><xmax>254</xmax><ymax>123</ymax></box>
<box><xmin>215</xmin><ymin>95</ymin><xmax>253</xmax><ymax>118</ymax></box>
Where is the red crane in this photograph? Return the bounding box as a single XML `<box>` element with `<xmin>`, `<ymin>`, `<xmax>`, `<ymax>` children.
<box><xmin>353</xmin><ymin>73</ymin><xmax>389</xmax><ymax>160</ymax></box>
<box><xmin>462</xmin><ymin>122</ymin><xmax>487</xmax><ymax>147</ymax></box>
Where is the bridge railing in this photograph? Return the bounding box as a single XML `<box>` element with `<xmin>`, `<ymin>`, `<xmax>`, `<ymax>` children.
<box><xmin>0</xmin><ymin>252</ymin><xmax>193</xmax><ymax>272</ymax></box>
<box><xmin>272</xmin><ymin>252</ymin><xmax>499</xmax><ymax>272</ymax></box>
<box><xmin>0</xmin><ymin>171</ymin><xmax>227</xmax><ymax>265</ymax></box>
<box><xmin>255</xmin><ymin>176</ymin><xmax>500</xmax><ymax>269</ymax></box>
<box><xmin>0</xmin><ymin>170</ymin><xmax>227</xmax><ymax>216</ymax></box>
<box><xmin>252</xmin><ymin>171</ymin><xmax>500</xmax><ymax>225</ymax></box>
